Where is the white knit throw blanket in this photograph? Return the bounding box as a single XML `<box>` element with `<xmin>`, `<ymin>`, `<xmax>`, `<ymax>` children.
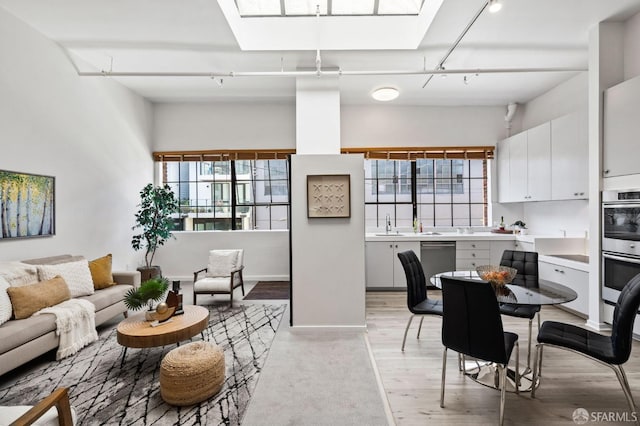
<box><xmin>35</xmin><ymin>299</ymin><xmax>98</xmax><ymax>360</ymax></box>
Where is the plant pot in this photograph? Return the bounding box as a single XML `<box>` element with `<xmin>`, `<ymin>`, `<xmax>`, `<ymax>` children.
<box><xmin>137</xmin><ymin>266</ymin><xmax>162</xmax><ymax>282</ymax></box>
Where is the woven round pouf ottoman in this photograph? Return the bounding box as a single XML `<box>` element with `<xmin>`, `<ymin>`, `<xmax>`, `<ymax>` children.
<box><xmin>160</xmin><ymin>341</ymin><xmax>225</xmax><ymax>406</ymax></box>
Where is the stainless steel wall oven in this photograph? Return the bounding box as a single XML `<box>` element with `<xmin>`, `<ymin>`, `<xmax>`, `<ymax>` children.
<box><xmin>602</xmin><ymin>190</ymin><xmax>640</xmax><ymax>304</ymax></box>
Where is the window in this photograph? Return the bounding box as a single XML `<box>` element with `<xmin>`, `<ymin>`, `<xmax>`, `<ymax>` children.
<box><xmin>162</xmin><ymin>159</ymin><xmax>289</xmax><ymax>231</ymax></box>
<box><xmin>365</xmin><ymin>159</ymin><xmax>488</xmax><ymax>228</ymax></box>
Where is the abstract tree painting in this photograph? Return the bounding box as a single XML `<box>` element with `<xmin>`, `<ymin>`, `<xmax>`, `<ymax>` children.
<box><xmin>0</xmin><ymin>170</ymin><xmax>55</xmax><ymax>239</ymax></box>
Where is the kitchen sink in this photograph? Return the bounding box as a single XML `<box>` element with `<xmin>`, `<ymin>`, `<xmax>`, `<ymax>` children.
<box><xmin>421</xmin><ymin>232</ymin><xmax>441</xmax><ymax>235</ymax></box>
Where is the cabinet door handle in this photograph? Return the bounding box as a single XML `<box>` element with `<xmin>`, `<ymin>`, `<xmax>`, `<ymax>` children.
<box><xmin>631</xmin><ymin>244</ymin><xmax>636</xmax><ymax>249</ymax></box>
<box><xmin>471</xmin><ymin>262</ymin><xmax>476</xmax><ymax>267</ymax></box>
<box><xmin>574</xmin><ymin>192</ymin><xmax>578</xmax><ymax>196</ymax></box>
<box><xmin>471</xmin><ymin>244</ymin><xmax>476</xmax><ymax>248</ymax></box>
<box><xmin>395</xmin><ymin>245</ymin><xmax>398</xmax><ymax>248</ymax></box>
<box><xmin>579</xmin><ymin>192</ymin><xmax>585</xmax><ymax>196</ymax></box>
<box><xmin>389</xmin><ymin>244</ymin><xmax>393</xmax><ymax>248</ymax></box>
<box><xmin>554</xmin><ymin>268</ymin><xmax>565</xmax><ymax>273</ymax></box>
<box><xmin>472</xmin><ymin>253</ymin><xmax>476</xmax><ymax>257</ymax></box>
<box><xmin>604</xmin><ymin>169</ymin><xmax>610</xmax><ymax>175</ymax></box>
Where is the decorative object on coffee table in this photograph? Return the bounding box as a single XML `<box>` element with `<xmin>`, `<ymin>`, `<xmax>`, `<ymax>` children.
<box><xmin>160</xmin><ymin>341</ymin><xmax>225</xmax><ymax>406</ymax></box>
<box><xmin>123</xmin><ymin>276</ymin><xmax>170</xmax><ymax>318</ymax></box>
<box><xmin>476</xmin><ymin>265</ymin><xmax>518</xmax><ymax>287</ymax></box>
<box><xmin>131</xmin><ymin>183</ymin><xmax>179</xmax><ymax>281</ymax></box>
<box><xmin>167</xmin><ymin>281</ymin><xmax>184</xmax><ymax>315</ymax></box>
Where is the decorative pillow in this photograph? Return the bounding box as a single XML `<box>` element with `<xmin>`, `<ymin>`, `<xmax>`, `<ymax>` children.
<box><xmin>37</xmin><ymin>259</ymin><xmax>95</xmax><ymax>297</ymax></box>
<box><xmin>6</xmin><ymin>276</ymin><xmax>71</xmax><ymax>320</ymax></box>
<box><xmin>0</xmin><ymin>261</ymin><xmax>39</xmax><ymax>287</ymax></box>
<box><xmin>89</xmin><ymin>254</ymin><xmax>116</xmax><ymax>290</ymax></box>
<box><xmin>206</xmin><ymin>250</ymin><xmax>241</xmax><ymax>278</ymax></box>
<box><xmin>0</xmin><ymin>276</ymin><xmax>12</xmax><ymax>325</ymax></box>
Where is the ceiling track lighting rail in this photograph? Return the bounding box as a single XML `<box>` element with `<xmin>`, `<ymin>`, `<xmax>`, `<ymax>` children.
<box><xmin>79</xmin><ymin>66</ymin><xmax>585</xmax><ymax>79</ymax></box>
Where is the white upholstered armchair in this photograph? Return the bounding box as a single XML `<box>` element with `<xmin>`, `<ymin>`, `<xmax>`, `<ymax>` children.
<box><xmin>193</xmin><ymin>249</ymin><xmax>245</xmax><ymax>307</ymax></box>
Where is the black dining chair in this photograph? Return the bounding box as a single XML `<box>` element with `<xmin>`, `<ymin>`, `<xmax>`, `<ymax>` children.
<box><xmin>499</xmin><ymin>249</ymin><xmax>540</xmax><ymax>371</ymax></box>
<box><xmin>440</xmin><ymin>276</ymin><xmax>520</xmax><ymax>426</ymax></box>
<box><xmin>397</xmin><ymin>250</ymin><xmax>443</xmax><ymax>352</ymax></box>
<box><xmin>532</xmin><ymin>273</ymin><xmax>640</xmax><ymax>414</ymax></box>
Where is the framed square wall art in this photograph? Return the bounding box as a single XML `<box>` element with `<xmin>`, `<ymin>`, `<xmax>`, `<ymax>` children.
<box><xmin>0</xmin><ymin>170</ymin><xmax>55</xmax><ymax>239</ymax></box>
<box><xmin>307</xmin><ymin>174</ymin><xmax>351</xmax><ymax>218</ymax></box>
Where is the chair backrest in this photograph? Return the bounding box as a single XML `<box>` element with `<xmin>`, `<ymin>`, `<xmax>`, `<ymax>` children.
<box><xmin>397</xmin><ymin>250</ymin><xmax>427</xmax><ymax>309</ymax></box>
<box><xmin>206</xmin><ymin>249</ymin><xmax>244</xmax><ymax>278</ymax></box>
<box><xmin>611</xmin><ymin>273</ymin><xmax>640</xmax><ymax>363</ymax></box>
<box><xmin>441</xmin><ymin>276</ymin><xmax>509</xmax><ymax>364</ymax></box>
<box><xmin>500</xmin><ymin>250</ymin><xmax>539</xmax><ymax>289</ymax></box>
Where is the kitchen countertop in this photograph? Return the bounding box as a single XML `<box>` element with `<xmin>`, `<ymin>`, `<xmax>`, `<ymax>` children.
<box><xmin>539</xmin><ymin>254</ymin><xmax>590</xmax><ymax>272</ymax></box>
<box><xmin>366</xmin><ymin>231</ymin><xmax>516</xmax><ymax>241</ymax></box>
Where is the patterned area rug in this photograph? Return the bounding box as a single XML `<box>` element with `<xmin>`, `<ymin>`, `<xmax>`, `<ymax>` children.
<box><xmin>0</xmin><ymin>304</ymin><xmax>286</xmax><ymax>425</ymax></box>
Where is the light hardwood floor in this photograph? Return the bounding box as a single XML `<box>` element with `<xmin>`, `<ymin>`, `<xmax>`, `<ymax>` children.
<box><xmin>366</xmin><ymin>291</ymin><xmax>640</xmax><ymax>426</ymax></box>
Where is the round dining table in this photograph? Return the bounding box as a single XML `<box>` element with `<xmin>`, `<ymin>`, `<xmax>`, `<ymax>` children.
<box><xmin>430</xmin><ymin>270</ymin><xmax>578</xmax><ymax>393</ymax></box>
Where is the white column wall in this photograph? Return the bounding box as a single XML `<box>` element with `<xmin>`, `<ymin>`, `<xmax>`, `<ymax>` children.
<box><xmin>290</xmin><ymin>154</ymin><xmax>365</xmax><ymax>327</ymax></box>
<box><xmin>586</xmin><ymin>22</ymin><xmax>625</xmax><ymax>330</ymax></box>
<box><xmin>0</xmin><ymin>8</ymin><xmax>153</xmax><ymax>269</ymax></box>
<box><xmin>295</xmin><ymin>78</ymin><xmax>341</xmax><ymax>155</ymax></box>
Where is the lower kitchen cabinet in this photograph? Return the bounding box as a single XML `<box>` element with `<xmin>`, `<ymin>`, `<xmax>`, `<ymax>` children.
<box><xmin>539</xmin><ymin>260</ymin><xmax>588</xmax><ymax>317</ymax></box>
<box><xmin>365</xmin><ymin>241</ymin><xmax>420</xmax><ymax>289</ymax></box>
<box><xmin>456</xmin><ymin>240</ymin><xmax>490</xmax><ymax>270</ymax></box>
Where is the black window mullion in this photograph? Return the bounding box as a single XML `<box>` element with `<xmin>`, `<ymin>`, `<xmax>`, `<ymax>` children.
<box><xmin>231</xmin><ymin>160</ymin><xmax>237</xmax><ymax>230</ymax></box>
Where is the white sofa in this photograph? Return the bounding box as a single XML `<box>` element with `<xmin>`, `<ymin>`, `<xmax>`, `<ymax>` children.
<box><xmin>0</xmin><ymin>255</ymin><xmax>140</xmax><ymax>377</ymax></box>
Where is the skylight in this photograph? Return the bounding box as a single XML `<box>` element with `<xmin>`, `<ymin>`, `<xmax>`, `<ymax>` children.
<box><xmin>235</xmin><ymin>0</ymin><xmax>425</xmax><ymax>17</ymax></box>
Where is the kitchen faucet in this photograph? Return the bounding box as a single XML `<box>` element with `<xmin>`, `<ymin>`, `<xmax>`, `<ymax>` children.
<box><xmin>385</xmin><ymin>214</ymin><xmax>392</xmax><ymax>234</ymax></box>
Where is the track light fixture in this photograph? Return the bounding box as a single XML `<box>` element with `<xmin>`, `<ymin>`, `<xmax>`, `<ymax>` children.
<box><xmin>488</xmin><ymin>0</ymin><xmax>502</xmax><ymax>13</ymax></box>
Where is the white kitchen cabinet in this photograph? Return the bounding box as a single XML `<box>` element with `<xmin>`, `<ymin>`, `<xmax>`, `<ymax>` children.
<box><xmin>490</xmin><ymin>241</ymin><xmax>515</xmax><ymax>265</ymax></box>
<box><xmin>526</xmin><ymin>122</ymin><xmax>551</xmax><ymax>201</ymax></box>
<box><xmin>507</xmin><ymin>132</ymin><xmax>528</xmax><ymax>202</ymax></box>
<box><xmin>497</xmin><ymin>138</ymin><xmax>511</xmax><ymax>203</ymax></box>
<box><xmin>514</xmin><ymin>240</ymin><xmax>535</xmax><ymax>252</ymax></box>
<box><xmin>551</xmin><ymin>110</ymin><xmax>588</xmax><ymax>200</ymax></box>
<box><xmin>456</xmin><ymin>240</ymin><xmax>490</xmax><ymax>270</ymax></box>
<box><xmin>365</xmin><ymin>241</ymin><xmax>420</xmax><ymax>288</ymax></box>
<box><xmin>498</xmin><ymin>123</ymin><xmax>551</xmax><ymax>203</ymax></box>
<box><xmin>603</xmin><ymin>75</ymin><xmax>640</xmax><ymax>178</ymax></box>
<box><xmin>539</xmin><ymin>260</ymin><xmax>588</xmax><ymax>317</ymax></box>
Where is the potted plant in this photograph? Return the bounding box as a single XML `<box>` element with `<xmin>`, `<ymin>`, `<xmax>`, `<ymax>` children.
<box><xmin>131</xmin><ymin>183</ymin><xmax>179</xmax><ymax>281</ymax></box>
<box><xmin>124</xmin><ymin>276</ymin><xmax>170</xmax><ymax>314</ymax></box>
<box><xmin>511</xmin><ymin>220</ymin><xmax>527</xmax><ymax>235</ymax></box>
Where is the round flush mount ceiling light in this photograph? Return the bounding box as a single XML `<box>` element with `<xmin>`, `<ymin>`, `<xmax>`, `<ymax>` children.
<box><xmin>371</xmin><ymin>87</ymin><xmax>399</xmax><ymax>102</ymax></box>
<box><xmin>488</xmin><ymin>0</ymin><xmax>502</xmax><ymax>13</ymax></box>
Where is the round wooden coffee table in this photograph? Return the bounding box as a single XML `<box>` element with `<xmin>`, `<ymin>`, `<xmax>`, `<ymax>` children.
<box><xmin>117</xmin><ymin>305</ymin><xmax>210</xmax><ymax>365</ymax></box>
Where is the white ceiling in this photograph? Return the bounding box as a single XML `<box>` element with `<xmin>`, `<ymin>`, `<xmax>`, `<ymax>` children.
<box><xmin>1</xmin><ymin>0</ymin><xmax>639</xmax><ymax>106</ymax></box>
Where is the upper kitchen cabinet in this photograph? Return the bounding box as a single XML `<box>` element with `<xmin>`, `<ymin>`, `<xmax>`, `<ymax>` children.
<box><xmin>551</xmin><ymin>109</ymin><xmax>588</xmax><ymax>200</ymax></box>
<box><xmin>498</xmin><ymin>123</ymin><xmax>551</xmax><ymax>203</ymax></box>
<box><xmin>497</xmin><ymin>138</ymin><xmax>511</xmax><ymax>203</ymax></box>
<box><xmin>526</xmin><ymin>122</ymin><xmax>552</xmax><ymax>201</ymax></box>
<box><xmin>603</xmin><ymin>75</ymin><xmax>640</xmax><ymax>179</ymax></box>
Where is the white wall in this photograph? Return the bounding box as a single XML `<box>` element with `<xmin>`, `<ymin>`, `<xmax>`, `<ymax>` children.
<box><xmin>519</xmin><ymin>73</ymin><xmax>588</xmax><ymax>130</ymax></box>
<box><xmin>624</xmin><ymin>11</ymin><xmax>640</xmax><ymax>79</ymax></box>
<box><xmin>296</xmin><ymin>78</ymin><xmax>341</xmax><ymax>154</ymax></box>
<box><xmin>153</xmin><ymin>102</ymin><xmax>296</xmax><ymax>151</ymax></box>
<box><xmin>152</xmin><ymin>230</ymin><xmax>289</xmax><ymax>282</ymax></box>
<box><xmin>290</xmin><ymin>154</ymin><xmax>365</xmax><ymax>327</ymax></box>
<box><xmin>0</xmin><ymin>7</ymin><xmax>153</xmax><ymax>269</ymax></box>
<box><xmin>341</xmin><ymin>105</ymin><xmax>507</xmax><ymax>146</ymax></box>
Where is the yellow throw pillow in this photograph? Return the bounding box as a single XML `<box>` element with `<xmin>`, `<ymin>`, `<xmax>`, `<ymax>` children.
<box><xmin>89</xmin><ymin>254</ymin><xmax>116</xmax><ymax>290</ymax></box>
<box><xmin>7</xmin><ymin>276</ymin><xmax>71</xmax><ymax>320</ymax></box>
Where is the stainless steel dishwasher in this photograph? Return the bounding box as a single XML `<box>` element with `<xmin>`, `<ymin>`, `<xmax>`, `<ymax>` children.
<box><xmin>420</xmin><ymin>241</ymin><xmax>456</xmax><ymax>284</ymax></box>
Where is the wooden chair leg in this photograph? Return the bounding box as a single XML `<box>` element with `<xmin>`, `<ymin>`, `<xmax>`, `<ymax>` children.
<box><xmin>123</xmin><ymin>311</ymin><xmax>128</xmax><ymax>319</ymax></box>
